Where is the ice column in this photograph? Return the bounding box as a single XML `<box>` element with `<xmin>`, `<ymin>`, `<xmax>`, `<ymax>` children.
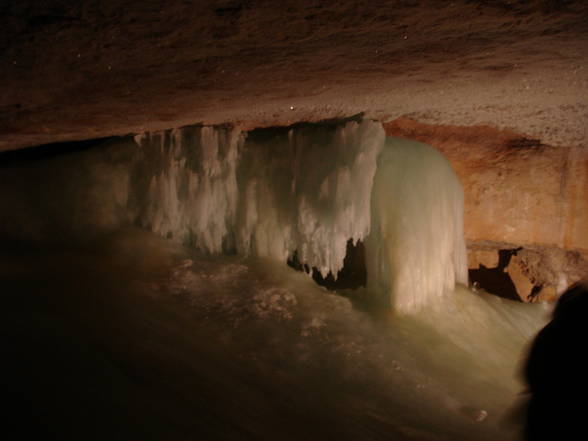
<box><xmin>366</xmin><ymin>137</ymin><xmax>468</xmax><ymax>314</ymax></box>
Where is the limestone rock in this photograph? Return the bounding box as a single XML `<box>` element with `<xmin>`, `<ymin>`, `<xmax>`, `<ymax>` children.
<box><xmin>467</xmin><ymin>248</ymin><xmax>499</xmax><ymax>270</ymax></box>
<box><xmin>469</xmin><ymin>243</ymin><xmax>588</xmax><ymax>302</ymax></box>
<box><xmin>534</xmin><ymin>285</ymin><xmax>558</xmax><ymax>303</ymax></box>
<box><xmin>506</xmin><ymin>254</ymin><xmax>535</xmax><ymax>302</ymax></box>
<box><xmin>1</xmin><ymin>1</ymin><xmax>588</xmax><ymax>151</ymax></box>
<box><xmin>385</xmin><ymin>118</ymin><xmax>588</xmax><ymax>259</ymax></box>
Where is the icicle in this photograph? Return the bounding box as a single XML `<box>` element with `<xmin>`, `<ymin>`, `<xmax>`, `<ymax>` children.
<box><xmin>235</xmin><ymin>120</ymin><xmax>384</xmax><ymax>276</ymax></box>
<box><xmin>132</xmin><ymin>126</ymin><xmax>244</xmax><ymax>253</ymax></box>
<box><xmin>134</xmin><ymin>120</ymin><xmax>384</xmax><ymax>278</ymax></box>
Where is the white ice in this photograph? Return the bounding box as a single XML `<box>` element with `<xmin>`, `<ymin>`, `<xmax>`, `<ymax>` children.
<box><xmin>366</xmin><ymin>137</ymin><xmax>468</xmax><ymax>313</ymax></box>
<box><xmin>135</xmin><ymin>121</ymin><xmax>384</xmax><ymax>280</ymax></box>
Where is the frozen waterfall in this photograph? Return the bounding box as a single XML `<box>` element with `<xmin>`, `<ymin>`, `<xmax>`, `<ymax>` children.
<box><xmin>133</xmin><ymin>121</ymin><xmax>467</xmax><ymax>312</ymax></box>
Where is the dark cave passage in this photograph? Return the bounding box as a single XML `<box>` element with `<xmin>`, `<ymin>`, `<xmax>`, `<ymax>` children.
<box><xmin>288</xmin><ymin>238</ymin><xmax>367</xmax><ymax>291</ymax></box>
<box><xmin>469</xmin><ymin>248</ymin><xmax>522</xmax><ymax>301</ymax></box>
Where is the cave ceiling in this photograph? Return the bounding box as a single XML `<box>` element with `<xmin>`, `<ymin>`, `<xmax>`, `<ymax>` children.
<box><xmin>1</xmin><ymin>0</ymin><xmax>587</xmax><ymax>151</ymax></box>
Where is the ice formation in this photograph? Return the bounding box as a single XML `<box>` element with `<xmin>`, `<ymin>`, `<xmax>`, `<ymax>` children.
<box><xmin>134</xmin><ymin>121</ymin><xmax>467</xmax><ymax>312</ymax></box>
<box><xmin>1</xmin><ymin>119</ymin><xmax>467</xmax><ymax>313</ymax></box>
<box><xmin>367</xmin><ymin>138</ymin><xmax>468</xmax><ymax>313</ymax></box>
<box><xmin>1</xmin><ymin>120</ymin><xmax>548</xmax><ymax>441</ymax></box>
<box><xmin>134</xmin><ymin>121</ymin><xmax>384</xmax><ymax>279</ymax></box>
<box><xmin>133</xmin><ymin>126</ymin><xmax>243</xmax><ymax>254</ymax></box>
<box><xmin>1</xmin><ymin>229</ymin><xmax>548</xmax><ymax>441</ymax></box>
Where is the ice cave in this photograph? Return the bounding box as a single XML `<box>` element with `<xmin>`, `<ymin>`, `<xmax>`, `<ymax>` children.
<box><xmin>1</xmin><ymin>2</ymin><xmax>587</xmax><ymax>441</ymax></box>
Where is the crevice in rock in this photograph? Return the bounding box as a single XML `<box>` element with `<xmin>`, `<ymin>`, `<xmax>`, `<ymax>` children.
<box><xmin>0</xmin><ymin>136</ymin><xmax>127</xmax><ymax>166</ymax></box>
<box><xmin>505</xmin><ymin>137</ymin><xmax>543</xmax><ymax>150</ymax></box>
<box><xmin>469</xmin><ymin>247</ymin><xmax>522</xmax><ymax>301</ymax></box>
<box><xmin>468</xmin><ymin>243</ymin><xmax>588</xmax><ymax>302</ymax></box>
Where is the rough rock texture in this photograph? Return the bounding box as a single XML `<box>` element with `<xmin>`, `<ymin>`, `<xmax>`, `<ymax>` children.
<box><xmin>385</xmin><ymin>118</ymin><xmax>588</xmax><ymax>301</ymax></box>
<box><xmin>506</xmin><ymin>253</ymin><xmax>536</xmax><ymax>300</ymax></box>
<box><xmin>467</xmin><ymin>248</ymin><xmax>500</xmax><ymax>269</ymax></box>
<box><xmin>507</xmin><ymin>246</ymin><xmax>588</xmax><ymax>301</ymax></box>
<box><xmin>385</xmin><ymin>118</ymin><xmax>588</xmax><ymax>254</ymax></box>
<box><xmin>1</xmin><ymin>0</ymin><xmax>587</xmax><ymax>151</ymax></box>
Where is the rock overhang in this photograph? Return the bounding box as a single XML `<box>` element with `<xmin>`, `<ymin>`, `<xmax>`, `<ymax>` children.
<box><xmin>0</xmin><ymin>0</ymin><xmax>586</xmax><ymax>151</ymax></box>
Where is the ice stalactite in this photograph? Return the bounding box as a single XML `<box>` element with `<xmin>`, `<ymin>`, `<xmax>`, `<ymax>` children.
<box><xmin>236</xmin><ymin>121</ymin><xmax>384</xmax><ymax>277</ymax></box>
<box><xmin>134</xmin><ymin>120</ymin><xmax>384</xmax><ymax>279</ymax></box>
<box><xmin>133</xmin><ymin>126</ymin><xmax>244</xmax><ymax>254</ymax></box>
<box><xmin>1</xmin><ymin>123</ymin><xmax>547</xmax><ymax>441</ymax></box>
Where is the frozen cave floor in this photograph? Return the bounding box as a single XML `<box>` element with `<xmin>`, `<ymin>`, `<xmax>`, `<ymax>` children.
<box><xmin>1</xmin><ymin>229</ymin><xmax>548</xmax><ymax>441</ymax></box>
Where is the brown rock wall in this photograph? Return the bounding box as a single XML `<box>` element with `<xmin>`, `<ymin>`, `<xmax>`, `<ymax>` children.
<box><xmin>384</xmin><ymin>118</ymin><xmax>588</xmax><ymax>256</ymax></box>
<box><xmin>562</xmin><ymin>147</ymin><xmax>588</xmax><ymax>252</ymax></box>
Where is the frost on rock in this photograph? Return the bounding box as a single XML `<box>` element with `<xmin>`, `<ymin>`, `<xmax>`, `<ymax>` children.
<box><xmin>252</xmin><ymin>288</ymin><xmax>298</xmax><ymax>321</ymax></box>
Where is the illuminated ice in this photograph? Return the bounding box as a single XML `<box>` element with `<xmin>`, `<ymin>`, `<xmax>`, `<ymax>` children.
<box><xmin>134</xmin><ymin>122</ymin><xmax>466</xmax><ymax>312</ymax></box>
<box><xmin>367</xmin><ymin>137</ymin><xmax>468</xmax><ymax>313</ymax></box>
<box><xmin>134</xmin><ymin>121</ymin><xmax>384</xmax><ymax>279</ymax></box>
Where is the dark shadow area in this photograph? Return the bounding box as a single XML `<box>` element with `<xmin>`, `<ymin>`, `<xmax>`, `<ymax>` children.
<box><xmin>468</xmin><ymin>248</ymin><xmax>522</xmax><ymax>301</ymax></box>
<box><xmin>527</xmin><ymin>284</ymin><xmax>543</xmax><ymax>302</ymax></box>
<box><xmin>0</xmin><ymin>136</ymin><xmax>129</xmax><ymax>166</ymax></box>
<box><xmin>506</xmin><ymin>137</ymin><xmax>543</xmax><ymax>150</ymax></box>
<box><xmin>246</xmin><ymin>113</ymin><xmax>365</xmax><ymax>143</ymax></box>
<box><xmin>288</xmin><ymin>239</ymin><xmax>367</xmax><ymax>291</ymax></box>
<box><xmin>523</xmin><ymin>281</ymin><xmax>588</xmax><ymax>441</ymax></box>
<box><xmin>2</xmin><ymin>245</ymin><xmax>337</xmax><ymax>441</ymax></box>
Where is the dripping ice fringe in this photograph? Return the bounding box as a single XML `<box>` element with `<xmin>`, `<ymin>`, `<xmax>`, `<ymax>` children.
<box><xmin>134</xmin><ymin>121</ymin><xmax>384</xmax><ymax>279</ymax></box>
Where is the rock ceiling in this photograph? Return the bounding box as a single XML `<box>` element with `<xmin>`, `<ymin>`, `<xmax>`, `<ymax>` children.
<box><xmin>1</xmin><ymin>0</ymin><xmax>587</xmax><ymax>151</ymax></box>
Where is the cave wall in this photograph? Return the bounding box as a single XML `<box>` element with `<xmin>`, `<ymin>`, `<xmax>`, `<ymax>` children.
<box><xmin>384</xmin><ymin>118</ymin><xmax>587</xmax><ymax>301</ymax></box>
